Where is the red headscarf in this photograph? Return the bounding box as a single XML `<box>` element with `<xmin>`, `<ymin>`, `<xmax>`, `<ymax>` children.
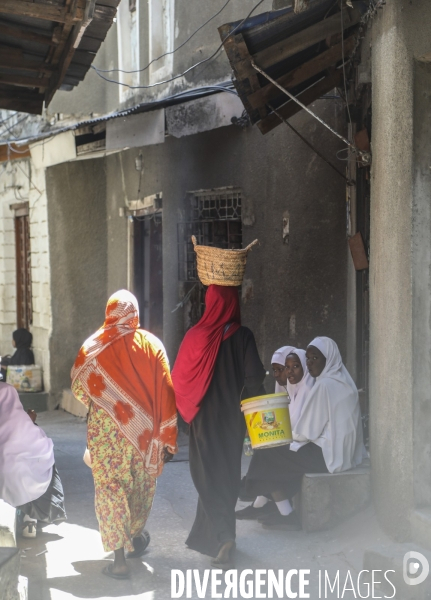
<box><xmin>172</xmin><ymin>285</ymin><xmax>241</xmax><ymax>423</ymax></box>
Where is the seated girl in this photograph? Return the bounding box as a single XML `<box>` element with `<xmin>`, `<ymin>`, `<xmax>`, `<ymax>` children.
<box><xmin>236</xmin><ymin>346</ymin><xmax>314</xmax><ymax>521</ymax></box>
<box><xmin>1</xmin><ymin>328</ymin><xmax>35</xmax><ymax>381</ymax></box>
<box><xmin>239</xmin><ymin>337</ymin><xmax>364</xmax><ymax>529</ymax></box>
<box><xmin>0</xmin><ymin>383</ymin><xmax>66</xmax><ymax>537</ymax></box>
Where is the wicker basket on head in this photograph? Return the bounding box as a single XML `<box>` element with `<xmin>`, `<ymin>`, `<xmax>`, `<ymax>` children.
<box><xmin>191</xmin><ymin>236</ymin><xmax>259</xmax><ymax>287</ymax></box>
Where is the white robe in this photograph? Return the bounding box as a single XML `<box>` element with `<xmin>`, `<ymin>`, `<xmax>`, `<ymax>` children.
<box><xmin>292</xmin><ymin>337</ymin><xmax>364</xmax><ymax>473</ymax></box>
<box><xmin>0</xmin><ymin>383</ymin><xmax>54</xmax><ymax>507</ymax></box>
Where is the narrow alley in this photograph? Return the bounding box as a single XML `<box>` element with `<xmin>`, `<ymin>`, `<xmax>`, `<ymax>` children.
<box><xmin>18</xmin><ymin>410</ymin><xmax>389</xmax><ymax>600</ymax></box>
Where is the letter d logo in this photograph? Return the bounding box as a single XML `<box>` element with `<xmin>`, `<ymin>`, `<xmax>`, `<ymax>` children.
<box><xmin>403</xmin><ymin>551</ymin><xmax>430</xmax><ymax>586</ymax></box>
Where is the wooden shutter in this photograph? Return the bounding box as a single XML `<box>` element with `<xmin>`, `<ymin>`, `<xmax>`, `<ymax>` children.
<box><xmin>12</xmin><ymin>202</ymin><xmax>32</xmax><ymax>329</ymax></box>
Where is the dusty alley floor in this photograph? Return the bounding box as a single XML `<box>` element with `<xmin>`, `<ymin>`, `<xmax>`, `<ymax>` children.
<box><xmin>18</xmin><ymin>410</ymin><xmax>392</xmax><ymax>600</ymax></box>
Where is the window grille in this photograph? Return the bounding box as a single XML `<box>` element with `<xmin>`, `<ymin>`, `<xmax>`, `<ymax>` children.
<box><xmin>178</xmin><ymin>188</ymin><xmax>242</xmax><ymax>283</ymax></box>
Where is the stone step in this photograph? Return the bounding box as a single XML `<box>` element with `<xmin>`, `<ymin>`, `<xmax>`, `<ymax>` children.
<box><xmin>298</xmin><ymin>465</ymin><xmax>371</xmax><ymax>532</ymax></box>
<box><xmin>0</xmin><ymin>548</ymin><xmax>20</xmax><ymax>600</ymax></box>
<box><xmin>18</xmin><ymin>392</ymin><xmax>49</xmax><ymax>413</ymax></box>
<box><xmin>0</xmin><ymin>500</ymin><xmax>16</xmax><ymax>548</ymax></box>
<box><xmin>364</xmin><ymin>543</ymin><xmax>431</xmax><ymax>600</ymax></box>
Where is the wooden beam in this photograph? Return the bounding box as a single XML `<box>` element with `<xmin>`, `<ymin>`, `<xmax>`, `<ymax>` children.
<box><xmin>45</xmin><ymin>1</ymin><xmax>93</xmax><ymax>105</ymax></box>
<box><xmin>248</xmin><ymin>36</ymin><xmax>356</xmax><ymax>110</ymax></box>
<box><xmin>0</xmin><ymin>73</ymin><xmax>50</xmax><ymax>89</ymax></box>
<box><xmin>219</xmin><ymin>32</ymin><xmax>267</xmax><ymax>121</ymax></box>
<box><xmin>0</xmin><ymin>20</ymin><xmax>57</xmax><ymax>47</ymax></box>
<box><xmin>0</xmin><ymin>144</ymin><xmax>30</xmax><ymax>163</ymax></box>
<box><xmin>0</xmin><ymin>1</ymin><xmax>69</xmax><ymax>23</ymax></box>
<box><xmin>0</xmin><ymin>57</ymin><xmax>55</xmax><ymax>75</ymax></box>
<box><xmin>0</xmin><ymin>96</ymin><xmax>43</xmax><ymax>114</ymax></box>
<box><xmin>253</xmin><ymin>8</ymin><xmax>361</xmax><ymax>70</ymax></box>
<box><xmin>257</xmin><ymin>69</ymin><xmax>343</xmax><ymax>134</ymax></box>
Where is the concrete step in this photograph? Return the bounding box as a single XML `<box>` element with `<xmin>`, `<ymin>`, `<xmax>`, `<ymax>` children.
<box><xmin>364</xmin><ymin>543</ymin><xmax>431</xmax><ymax>600</ymax></box>
<box><xmin>18</xmin><ymin>392</ymin><xmax>48</xmax><ymax>413</ymax></box>
<box><xmin>60</xmin><ymin>389</ymin><xmax>88</xmax><ymax>419</ymax></box>
<box><xmin>411</xmin><ymin>507</ymin><xmax>431</xmax><ymax>552</ymax></box>
<box><xmin>0</xmin><ymin>501</ymin><xmax>16</xmax><ymax>548</ymax></box>
<box><xmin>298</xmin><ymin>465</ymin><xmax>371</xmax><ymax>532</ymax></box>
<box><xmin>0</xmin><ymin>548</ymin><xmax>20</xmax><ymax>600</ymax></box>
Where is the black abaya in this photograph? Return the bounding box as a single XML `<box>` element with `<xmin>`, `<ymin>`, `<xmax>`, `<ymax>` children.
<box><xmin>186</xmin><ymin>326</ymin><xmax>265</xmax><ymax>557</ymax></box>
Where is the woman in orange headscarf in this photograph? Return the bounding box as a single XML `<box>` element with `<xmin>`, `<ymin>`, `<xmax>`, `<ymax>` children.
<box><xmin>71</xmin><ymin>290</ymin><xmax>177</xmax><ymax>579</ymax></box>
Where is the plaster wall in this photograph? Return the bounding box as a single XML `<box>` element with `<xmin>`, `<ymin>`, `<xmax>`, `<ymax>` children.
<box><xmin>0</xmin><ymin>160</ymin><xmax>51</xmax><ymax>390</ymax></box>
<box><xmin>45</xmin><ymin>159</ymin><xmax>108</xmax><ymax>403</ymax></box>
<box><xmin>105</xmin><ymin>97</ymin><xmax>349</xmax><ymax>371</ymax></box>
<box><xmin>370</xmin><ymin>0</ymin><xmax>431</xmax><ymax>541</ymax></box>
<box><xmin>48</xmin><ymin>0</ymin><xmax>273</xmax><ymax>117</ymax></box>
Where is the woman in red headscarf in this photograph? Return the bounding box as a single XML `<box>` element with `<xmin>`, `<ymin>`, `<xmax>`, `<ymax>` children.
<box><xmin>172</xmin><ymin>285</ymin><xmax>265</xmax><ymax>568</ymax></box>
<box><xmin>71</xmin><ymin>290</ymin><xmax>177</xmax><ymax>579</ymax></box>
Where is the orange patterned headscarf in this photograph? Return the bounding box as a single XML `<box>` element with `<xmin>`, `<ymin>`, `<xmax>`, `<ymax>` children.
<box><xmin>71</xmin><ymin>290</ymin><xmax>177</xmax><ymax>477</ymax></box>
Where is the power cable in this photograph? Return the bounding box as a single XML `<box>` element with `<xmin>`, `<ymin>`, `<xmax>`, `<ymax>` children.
<box><xmin>95</xmin><ymin>0</ymin><xmax>233</xmax><ymax>75</ymax></box>
<box><xmin>340</xmin><ymin>1</ymin><xmax>353</xmax><ymax>127</ymax></box>
<box><xmin>251</xmin><ymin>60</ymin><xmax>371</xmax><ymax>164</ymax></box>
<box><xmin>91</xmin><ymin>0</ymin><xmax>267</xmax><ymax>90</ymax></box>
<box><xmin>0</xmin><ymin>115</ymin><xmax>30</xmax><ymax>139</ymax></box>
<box><xmin>267</xmin><ymin>103</ymin><xmax>351</xmax><ymax>183</ymax></box>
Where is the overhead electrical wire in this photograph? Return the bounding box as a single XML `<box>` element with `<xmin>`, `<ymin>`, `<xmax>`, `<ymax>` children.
<box><xmin>90</xmin><ymin>0</ymin><xmax>267</xmax><ymax>90</ymax></box>
<box><xmin>95</xmin><ymin>0</ymin><xmax>233</xmax><ymax>74</ymax></box>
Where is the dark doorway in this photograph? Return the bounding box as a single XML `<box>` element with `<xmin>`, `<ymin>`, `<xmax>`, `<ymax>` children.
<box><xmin>133</xmin><ymin>214</ymin><xmax>163</xmax><ymax>340</ymax></box>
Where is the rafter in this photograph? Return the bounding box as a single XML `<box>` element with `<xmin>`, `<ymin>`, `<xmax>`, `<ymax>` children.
<box><xmin>0</xmin><ymin>1</ymin><xmax>84</xmax><ymax>24</ymax></box>
<box><xmin>0</xmin><ymin>20</ymin><xmax>58</xmax><ymax>47</ymax></box>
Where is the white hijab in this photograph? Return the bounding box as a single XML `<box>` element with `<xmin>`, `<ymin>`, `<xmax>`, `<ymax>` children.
<box><xmin>0</xmin><ymin>383</ymin><xmax>54</xmax><ymax>507</ymax></box>
<box><xmin>293</xmin><ymin>337</ymin><xmax>364</xmax><ymax>473</ymax></box>
<box><xmin>271</xmin><ymin>346</ymin><xmax>295</xmax><ymax>394</ymax></box>
<box><xmin>284</xmin><ymin>349</ymin><xmax>315</xmax><ymax>430</ymax></box>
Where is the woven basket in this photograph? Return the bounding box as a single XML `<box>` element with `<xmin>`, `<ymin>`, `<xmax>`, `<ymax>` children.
<box><xmin>191</xmin><ymin>236</ymin><xmax>259</xmax><ymax>286</ymax></box>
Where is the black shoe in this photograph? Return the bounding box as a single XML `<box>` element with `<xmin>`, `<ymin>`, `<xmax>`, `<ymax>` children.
<box><xmin>235</xmin><ymin>502</ymin><xmax>276</xmax><ymax>520</ymax></box>
<box><xmin>259</xmin><ymin>510</ymin><xmax>301</xmax><ymax>530</ymax></box>
<box><xmin>125</xmin><ymin>530</ymin><xmax>151</xmax><ymax>558</ymax></box>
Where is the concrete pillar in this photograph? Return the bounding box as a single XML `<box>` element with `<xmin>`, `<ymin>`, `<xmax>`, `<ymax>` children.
<box><xmin>370</xmin><ymin>0</ymin><xmax>431</xmax><ymax>542</ymax></box>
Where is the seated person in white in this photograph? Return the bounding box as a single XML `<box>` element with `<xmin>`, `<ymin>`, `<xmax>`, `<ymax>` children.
<box><xmin>238</xmin><ymin>337</ymin><xmax>364</xmax><ymax>529</ymax></box>
<box><xmin>0</xmin><ymin>383</ymin><xmax>66</xmax><ymax>537</ymax></box>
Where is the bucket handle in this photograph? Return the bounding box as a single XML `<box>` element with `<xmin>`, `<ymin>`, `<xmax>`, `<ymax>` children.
<box><xmin>191</xmin><ymin>235</ymin><xmax>259</xmax><ymax>253</ymax></box>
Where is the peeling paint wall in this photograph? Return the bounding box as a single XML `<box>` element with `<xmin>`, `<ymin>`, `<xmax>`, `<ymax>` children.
<box><xmin>0</xmin><ymin>160</ymin><xmax>51</xmax><ymax>391</ymax></box>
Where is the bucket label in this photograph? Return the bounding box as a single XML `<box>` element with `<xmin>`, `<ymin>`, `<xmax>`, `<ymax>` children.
<box><xmin>244</xmin><ymin>406</ymin><xmax>292</xmax><ymax>449</ymax></box>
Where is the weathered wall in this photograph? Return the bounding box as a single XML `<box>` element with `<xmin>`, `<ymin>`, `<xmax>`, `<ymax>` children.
<box><xmin>0</xmin><ymin>160</ymin><xmax>51</xmax><ymax>390</ymax></box>
<box><xmin>48</xmin><ymin>0</ymin><xmax>273</xmax><ymax>117</ymax></box>
<box><xmin>370</xmin><ymin>0</ymin><xmax>431</xmax><ymax>541</ymax></box>
<box><xmin>105</xmin><ymin>96</ymin><xmax>348</xmax><ymax>372</ymax></box>
<box><xmin>45</xmin><ymin>158</ymin><xmax>108</xmax><ymax>403</ymax></box>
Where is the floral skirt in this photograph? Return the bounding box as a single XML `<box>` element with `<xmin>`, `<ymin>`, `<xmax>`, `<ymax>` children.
<box><xmin>87</xmin><ymin>403</ymin><xmax>156</xmax><ymax>553</ymax></box>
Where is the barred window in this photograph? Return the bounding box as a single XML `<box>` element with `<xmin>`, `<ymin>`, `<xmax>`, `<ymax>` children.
<box><xmin>178</xmin><ymin>187</ymin><xmax>242</xmax><ymax>283</ymax></box>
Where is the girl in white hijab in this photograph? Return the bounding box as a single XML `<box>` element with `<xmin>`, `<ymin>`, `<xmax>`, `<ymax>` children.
<box><xmin>293</xmin><ymin>336</ymin><xmax>364</xmax><ymax>473</ymax></box>
<box><xmin>237</xmin><ymin>347</ymin><xmax>315</xmax><ymax>523</ymax></box>
<box><xmin>239</xmin><ymin>338</ymin><xmax>364</xmax><ymax>529</ymax></box>
<box><xmin>271</xmin><ymin>346</ymin><xmax>295</xmax><ymax>393</ymax></box>
<box><xmin>284</xmin><ymin>349</ymin><xmax>315</xmax><ymax>432</ymax></box>
<box><xmin>0</xmin><ymin>383</ymin><xmax>66</xmax><ymax>536</ymax></box>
